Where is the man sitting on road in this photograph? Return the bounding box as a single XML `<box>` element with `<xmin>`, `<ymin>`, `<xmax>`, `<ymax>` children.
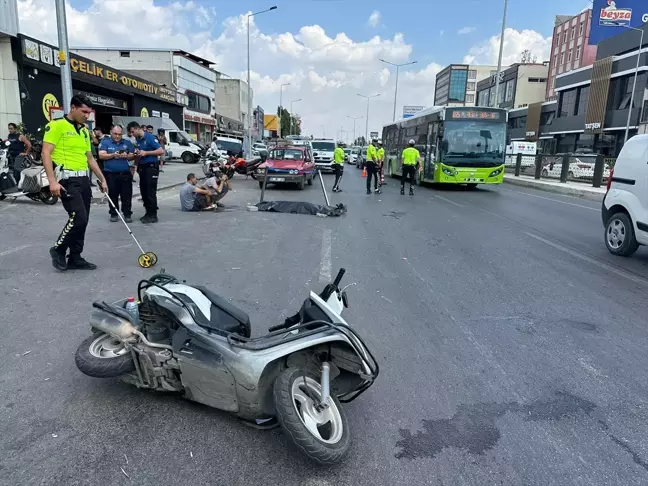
<box><xmin>201</xmin><ymin>169</ymin><xmax>231</xmax><ymax>208</ymax></box>
<box><xmin>180</xmin><ymin>173</ymin><xmax>214</xmax><ymax>212</ymax></box>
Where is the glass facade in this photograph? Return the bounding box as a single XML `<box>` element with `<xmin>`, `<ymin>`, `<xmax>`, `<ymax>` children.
<box><xmin>449</xmin><ymin>70</ymin><xmax>468</xmax><ymax>102</ymax></box>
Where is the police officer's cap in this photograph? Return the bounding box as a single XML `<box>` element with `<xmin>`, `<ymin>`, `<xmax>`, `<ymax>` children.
<box><xmin>408</xmin><ymin>139</ymin><xmax>415</xmax><ymax>145</ymax></box>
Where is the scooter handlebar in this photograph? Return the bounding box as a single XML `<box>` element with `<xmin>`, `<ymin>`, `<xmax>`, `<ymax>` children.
<box><xmin>333</xmin><ymin>268</ymin><xmax>345</xmax><ymax>288</ymax></box>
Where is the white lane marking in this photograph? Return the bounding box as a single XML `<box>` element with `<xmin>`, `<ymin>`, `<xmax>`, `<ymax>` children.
<box><xmin>434</xmin><ymin>195</ymin><xmax>464</xmax><ymax>207</ymax></box>
<box><xmin>319</xmin><ymin>229</ymin><xmax>332</xmax><ymax>282</ymax></box>
<box><xmin>502</xmin><ymin>188</ymin><xmax>599</xmax><ymax>211</ymax></box>
<box><xmin>525</xmin><ymin>232</ymin><xmax>648</xmax><ymax>287</ymax></box>
<box><xmin>0</xmin><ymin>244</ymin><xmax>33</xmax><ymax>257</ymax></box>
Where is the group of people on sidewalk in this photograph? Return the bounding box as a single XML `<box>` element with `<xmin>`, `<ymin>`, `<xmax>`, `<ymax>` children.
<box><xmin>42</xmin><ymin>95</ymin><xmax>167</xmax><ymax>272</ymax></box>
<box><xmin>330</xmin><ymin>137</ymin><xmax>421</xmax><ymax>196</ymax></box>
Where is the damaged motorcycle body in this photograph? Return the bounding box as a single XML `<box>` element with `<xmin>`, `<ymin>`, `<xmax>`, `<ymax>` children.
<box><xmin>255</xmin><ymin>200</ymin><xmax>347</xmax><ymax>217</ymax></box>
<box><xmin>77</xmin><ymin>269</ymin><xmax>378</xmax><ymax>464</ymax></box>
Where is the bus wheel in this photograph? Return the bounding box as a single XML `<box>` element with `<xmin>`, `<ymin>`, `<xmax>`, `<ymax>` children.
<box><xmin>466</xmin><ymin>183</ymin><xmax>478</xmax><ymax>189</ymax></box>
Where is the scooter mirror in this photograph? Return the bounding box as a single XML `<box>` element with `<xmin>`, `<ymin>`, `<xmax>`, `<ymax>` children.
<box><xmin>341</xmin><ymin>291</ymin><xmax>349</xmax><ymax>308</ymax></box>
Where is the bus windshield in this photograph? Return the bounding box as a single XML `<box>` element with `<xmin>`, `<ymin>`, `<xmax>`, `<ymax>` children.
<box><xmin>441</xmin><ymin>120</ymin><xmax>506</xmax><ymax>167</ymax></box>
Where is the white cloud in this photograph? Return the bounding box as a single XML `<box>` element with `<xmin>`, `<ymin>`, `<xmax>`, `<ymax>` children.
<box><xmin>463</xmin><ymin>28</ymin><xmax>552</xmax><ymax>66</ymax></box>
<box><xmin>368</xmin><ymin>10</ymin><xmax>381</xmax><ymax>28</ymax></box>
<box><xmin>457</xmin><ymin>26</ymin><xmax>476</xmax><ymax>35</ymax></box>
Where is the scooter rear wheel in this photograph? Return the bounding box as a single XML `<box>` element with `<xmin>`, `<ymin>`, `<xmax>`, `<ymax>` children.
<box><xmin>273</xmin><ymin>368</ymin><xmax>350</xmax><ymax>465</ymax></box>
<box><xmin>75</xmin><ymin>332</ymin><xmax>135</xmax><ymax>378</ymax></box>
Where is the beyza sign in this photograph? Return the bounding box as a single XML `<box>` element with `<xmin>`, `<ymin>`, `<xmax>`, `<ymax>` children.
<box><xmin>21</xmin><ymin>35</ymin><xmax>183</xmax><ymax>105</ymax></box>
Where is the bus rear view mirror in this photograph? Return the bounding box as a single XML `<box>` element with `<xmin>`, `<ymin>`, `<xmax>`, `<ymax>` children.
<box><xmin>480</xmin><ymin>130</ymin><xmax>492</xmax><ymax>139</ymax></box>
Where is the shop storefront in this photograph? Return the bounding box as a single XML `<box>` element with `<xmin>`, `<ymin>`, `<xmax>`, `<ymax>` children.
<box><xmin>12</xmin><ymin>34</ymin><xmax>185</xmax><ymax>133</ymax></box>
<box><xmin>214</xmin><ymin>114</ymin><xmax>244</xmax><ymax>140</ymax></box>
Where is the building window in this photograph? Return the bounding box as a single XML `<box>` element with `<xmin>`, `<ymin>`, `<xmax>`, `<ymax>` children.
<box><xmin>528</xmin><ymin>78</ymin><xmax>547</xmax><ymax>83</ymax></box>
<box><xmin>477</xmin><ymin>89</ymin><xmax>488</xmax><ymax>106</ymax></box>
<box><xmin>576</xmin><ymin>85</ymin><xmax>589</xmax><ymax>115</ymax></box>
<box><xmin>119</xmin><ymin>51</ymin><xmax>130</xmax><ymax>58</ymax></box>
<box><xmin>556</xmin><ymin>33</ymin><xmax>560</xmax><ymax>44</ymax></box>
<box><xmin>466</xmin><ymin>82</ymin><xmax>475</xmax><ymax>91</ymax></box>
<box><xmin>505</xmin><ymin>79</ymin><xmax>514</xmax><ymax>102</ymax></box>
<box><xmin>488</xmin><ymin>87</ymin><xmax>495</xmax><ymax>107</ymax></box>
<box><xmin>559</xmin><ymin>89</ymin><xmax>577</xmax><ymax>117</ymax></box>
<box><xmin>560</xmin><ymin>52</ymin><xmax>565</xmax><ymax>64</ymax></box>
<box><xmin>567</xmin><ymin>49</ymin><xmax>572</xmax><ymax>62</ymax></box>
<box><xmin>186</xmin><ymin>91</ymin><xmax>211</xmax><ymax>114</ymax></box>
<box><xmin>466</xmin><ymin>94</ymin><xmax>475</xmax><ymax>103</ymax></box>
<box><xmin>575</xmin><ymin>46</ymin><xmax>581</xmax><ymax>60</ymax></box>
<box><xmin>579</xmin><ymin>21</ymin><xmax>584</xmax><ymax>36</ymax></box>
<box><xmin>540</xmin><ymin>111</ymin><xmax>555</xmax><ymax>125</ymax></box>
<box><xmin>571</xmin><ymin>27</ymin><xmax>575</xmax><ymax>39</ymax></box>
<box><xmin>448</xmin><ymin>70</ymin><xmax>468</xmax><ymax>102</ymax></box>
<box><xmin>468</xmin><ymin>70</ymin><xmax>477</xmax><ymax>79</ymax></box>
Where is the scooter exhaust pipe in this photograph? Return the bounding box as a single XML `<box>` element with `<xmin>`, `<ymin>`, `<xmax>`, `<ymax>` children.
<box><xmin>89</xmin><ymin>310</ymin><xmax>137</xmax><ymax>341</ymax></box>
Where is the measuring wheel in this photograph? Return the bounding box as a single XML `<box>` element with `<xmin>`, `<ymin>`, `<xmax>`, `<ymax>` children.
<box><xmin>137</xmin><ymin>252</ymin><xmax>158</xmax><ymax>268</ymax></box>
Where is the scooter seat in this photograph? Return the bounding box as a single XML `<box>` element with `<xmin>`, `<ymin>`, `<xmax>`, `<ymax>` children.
<box><xmin>193</xmin><ymin>286</ymin><xmax>251</xmax><ymax>338</ymax></box>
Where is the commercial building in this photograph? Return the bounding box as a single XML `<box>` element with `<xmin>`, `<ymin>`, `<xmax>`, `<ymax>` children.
<box><xmin>506</xmin><ymin>22</ymin><xmax>648</xmax><ymax>157</ymax></box>
<box><xmin>70</xmin><ymin>47</ymin><xmax>228</xmax><ymax>142</ymax></box>
<box><xmin>214</xmin><ymin>78</ymin><xmax>254</xmax><ymax>135</ymax></box>
<box><xmin>434</xmin><ymin>64</ymin><xmax>498</xmax><ymax>106</ymax></box>
<box><xmin>476</xmin><ymin>63</ymin><xmax>549</xmax><ymax>110</ymax></box>
<box><xmin>13</xmin><ymin>35</ymin><xmax>185</xmax><ymax>133</ymax></box>
<box><xmin>546</xmin><ymin>10</ymin><xmax>598</xmax><ymax>100</ymax></box>
<box><xmin>589</xmin><ymin>0</ymin><xmax>648</xmax><ymax>45</ymax></box>
<box><xmin>0</xmin><ymin>0</ymin><xmax>20</xmax><ymax>131</ymax></box>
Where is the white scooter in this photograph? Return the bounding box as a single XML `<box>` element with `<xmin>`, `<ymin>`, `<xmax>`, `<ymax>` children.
<box><xmin>0</xmin><ymin>140</ymin><xmax>58</xmax><ymax>205</ymax></box>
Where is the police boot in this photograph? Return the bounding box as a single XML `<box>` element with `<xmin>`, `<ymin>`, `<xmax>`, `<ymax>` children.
<box><xmin>67</xmin><ymin>254</ymin><xmax>97</xmax><ymax>270</ymax></box>
<box><xmin>400</xmin><ymin>187</ymin><xmax>405</xmax><ymax>195</ymax></box>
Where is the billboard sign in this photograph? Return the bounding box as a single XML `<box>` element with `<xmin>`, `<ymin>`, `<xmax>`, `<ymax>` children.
<box><xmin>403</xmin><ymin>105</ymin><xmax>424</xmax><ymax>119</ymax></box>
<box><xmin>370</xmin><ymin>131</ymin><xmax>379</xmax><ymax>139</ymax></box>
<box><xmin>590</xmin><ymin>0</ymin><xmax>648</xmax><ymax>45</ymax></box>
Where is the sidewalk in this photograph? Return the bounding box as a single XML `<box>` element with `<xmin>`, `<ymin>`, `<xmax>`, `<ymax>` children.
<box><xmin>91</xmin><ymin>162</ymin><xmax>196</xmax><ymax>203</ymax></box>
<box><xmin>504</xmin><ymin>174</ymin><xmax>606</xmax><ymax>202</ymax></box>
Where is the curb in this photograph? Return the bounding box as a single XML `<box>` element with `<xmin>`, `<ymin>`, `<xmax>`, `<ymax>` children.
<box><xmin>91</xmin><ymin>180</ymin><xmax>196</xmax><ymax>204</ymax></box>
<box><xmin>504</xmin><ymin>176</ymin><xmax>605</xmax><ymax>202</ymax></box>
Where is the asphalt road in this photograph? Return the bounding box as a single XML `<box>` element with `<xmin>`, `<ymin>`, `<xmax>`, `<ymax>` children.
<box><xmin>2</xmin><ymin>167</ymin><xmax>648</xmax><ymax>486</ymax></box>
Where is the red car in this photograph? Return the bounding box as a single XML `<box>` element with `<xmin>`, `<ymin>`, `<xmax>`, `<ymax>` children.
<box><xmin>257</xmin><ymin>145</ymin><xmax>316</xmax><ymax>190</ymax></box>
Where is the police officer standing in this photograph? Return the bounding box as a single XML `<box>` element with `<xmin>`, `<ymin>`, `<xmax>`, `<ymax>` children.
<box><xmin>126</xmin><ymin>122</ymin><xmax>164</xmax><ymax>224</ymax></box>
<box><xmin>332</xmin><ymin>141</ymin><xmax>345</xmax><ymax>193</ymax></box>
<box><xmin>42</xmin><ymin>95</ymin><xmax>107</xmax><ymax>271</ymax></box>
<box><xmin>98</xmin><ymin>125</ymin><xmax>135</xmax><ymax>223</ymax></box>
<box><xmin>400</xmin><ymin>139</ymin><xmax>421</xmax><ymax>196</ymax></box>
<box><xmin>377</xmin><ymin>139</ymin><xmax>385</xmax><ymax>186</ymax></box>
<box><xmin>365</xmin><ymin>138</ymin><xmax>380</xmax><ymax>195</ymax></box>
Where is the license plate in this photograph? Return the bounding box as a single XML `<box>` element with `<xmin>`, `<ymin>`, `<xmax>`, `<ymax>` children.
<box><xmin>464</xmin><ymin>178</ymin><xmax>482</xmax><ymax>182</ymax></box>
<box><xmin>269</xmin><ymin>177</ymin><xmax>285</xmax><ymax>182</ymax></box>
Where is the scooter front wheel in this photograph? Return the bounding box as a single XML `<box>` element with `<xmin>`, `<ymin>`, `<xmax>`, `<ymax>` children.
<box><xmin>75</xmin><ymin>332</ymin><xmax>135</xmax><ymax>378</ymax></box>
<box><xmin>273</xmin><ymin>368</ymin><xmax>350</xmax><ymax>465</ymax></box>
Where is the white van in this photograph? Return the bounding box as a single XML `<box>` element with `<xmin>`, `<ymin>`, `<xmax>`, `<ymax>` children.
<box><xmin>166</xmin><ymin>129</ymin><xmax>203</xmax><ymax>164</ymax></box>
<box><xmin>311</xmin><ymin>139</ymin><xmax>336</xmax><ymax>172</ymax></box>
<box><xmin>602</xmin><ymin>134</ymin><xmax>648</xmax><ymax>257</ymax></box>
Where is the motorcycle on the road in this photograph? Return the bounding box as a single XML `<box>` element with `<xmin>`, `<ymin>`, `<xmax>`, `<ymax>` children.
<box><xmin>0</xmin><ymin>141</ymin><xmax>58</xmax><ymax>205</ymax></box>
<box><xmin>74</xmin><ymin>268</ymin><xmax>378</xmax><ymax>464</ymax></box>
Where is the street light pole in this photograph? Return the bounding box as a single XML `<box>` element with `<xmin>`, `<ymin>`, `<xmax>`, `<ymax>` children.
<box><xmin>622</xmin><ymin>26</ymin><xmax>644</xmax><ymax>144</ymax></box>
<box><xmin>54</xmin><ymin>0</ymin><xmax>73</xmax><ymax>110</ymax></box>
<box><xmin>347</xmin><ymin>115</ymin><xmax>363</xmax><ymax>145</ymax></box>
<box><xmin>247</xmin><ymin>6</ymin><xmax>277</xmax><ymax>156</ymax></box>
<box><xmin>278</xmin><ymin>82</ymin><xmax>290</xmax><ymax>139</ymax></box>
<box><xmin>358</xmin><ymin>93</ymin><xmax>381</xmax><ymax>143</ymax></box>
<box><xmin>379</xmin><ymin>59</ymin><xmax>417</xmax><ymax>121</ymax></box>
<box><xmin>493</xmin><ymin>0</ymin><xmax>509</xmax><ymax>106</ymax></box>
<box><xmin>290</xmin><ymin>98</ymin><xmax>302</xmax><ymax>135</ymax></box>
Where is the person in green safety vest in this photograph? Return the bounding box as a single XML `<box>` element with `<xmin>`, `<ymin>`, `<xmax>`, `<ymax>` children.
<box><xmin>400</xmin><ymin>139</ymin><xmax>421</xmax><ymax>196</ymax></box>
<box><xmin>332</xmin><ymin>141</ymin><xmax>345</xmax><ymax>192</ymax></box>
<box><xmin>366</xmin><ymin>138</ymin><xmax>380</xmax><ymax>195</ymax></box>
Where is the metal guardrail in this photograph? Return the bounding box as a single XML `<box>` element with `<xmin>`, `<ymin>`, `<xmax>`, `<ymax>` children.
<box><xmin>504</xmin><ymin>153</ymin><xmax>616</xmax><ymax>188</ymax></box>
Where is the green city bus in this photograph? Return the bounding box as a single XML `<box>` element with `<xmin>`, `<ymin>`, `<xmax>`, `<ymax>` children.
<box><xmin>382</xmin><ymin>106</ymin><xmax>507</xmax><ymax>187</ymax></box>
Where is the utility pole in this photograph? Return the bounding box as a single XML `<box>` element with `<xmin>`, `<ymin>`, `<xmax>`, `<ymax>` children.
<box><xmin>55</xmin><ymin>0</ymin><xmax>73</xmax><ymax>110</ymax></box>
<box><xmin>379</xmin><ymin>59</ymin><xmax>417</xmax><ymax>121</ymax></box>
<box><xmin>493</xmin><ymin>0</ymin><xmax>509</xmax><ymax>106</ymax></box>
<box><xmin>347</xmin><ymin>116</ymin><xmax>363</xmax><ymax>145</ymax></box>
<box><xmin>357</xmin><ymin>93</ymin><xmax>381</xmax><ymax>143</ymax></box>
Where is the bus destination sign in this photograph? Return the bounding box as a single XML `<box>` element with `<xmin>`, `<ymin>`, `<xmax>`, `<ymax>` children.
<box><xmin>450</xmin><ymin>110</ymin><xmax>502</xmax><ymax>120</ymax></box>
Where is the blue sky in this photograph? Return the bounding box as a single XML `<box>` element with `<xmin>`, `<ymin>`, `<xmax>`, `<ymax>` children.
<box><xmin>20</xmin><ymin>0</ymin><xmax>595</xmax><ymax>137</ymax></box>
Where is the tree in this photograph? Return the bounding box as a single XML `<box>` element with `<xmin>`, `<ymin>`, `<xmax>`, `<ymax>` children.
<box><xmin>520</xmin><ymin>49</ymin><xmax>537</xmax><ymax>64</ymax></box>
<box><xmin>276</xmin><ymin>106</ymin><xmax>301</xmax><ymax>137</ymax></box>
<box><xmin>354</xmin><ymin>136</ymin><xmax>366</xmax><ymax>146</ymax></box>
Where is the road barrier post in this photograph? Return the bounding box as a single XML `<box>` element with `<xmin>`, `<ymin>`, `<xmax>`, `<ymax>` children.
<box><xmin>514</xmin><ymin>153</ymin><xmax>522</xmax><ymax>177</ymax></box>
<box><xmin>592</xmin><ymin>154</ymin><xmax>604</xmax><ymax>188</ymax></box>
<box><xmin>534</xmin><ymin>154</ymin><xmax>542</xmax><ymax>180</ymax></box>
<box><xmin>259</xmin><ymin>167</ymin><xmax>269</xmax><ymax>203</ymax></box>
<box><xmin>560</xmin><ymin>153</ymin><xmax>570</xmax><ymax>183</ymax></box>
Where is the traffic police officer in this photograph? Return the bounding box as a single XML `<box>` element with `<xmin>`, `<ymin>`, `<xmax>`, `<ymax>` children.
<box><xmin>332</xmin><ymin>141</ymin><xmax>345</xmax><ymax>192</ymax></box>
<box><xmin>126</xmin><ymin>122</ymin><xmax>164</xmax><ymax>224</ymax></box>
<box><xmin>377</xmin><ymin>139</ymin><xmax>385</xmax><ymax>186</ymax></box>
<box><xmin>43</xmin><ymin>95</ymin><xmax>107</xmax><ymax>271</ymax></box>
<box><xmin>98</xmin><ymin>125</ymin><xmax>136</xmax><ymax>223</ymax></box>
<box><xmin>400</xmin><ymin>139</ymin><xmax>421</xmax><ymax>196</ymax></box>
<box><xmin>366</xmin><ymin>138</ymin><xmax>380</xmax><ymax>195</ymax></box>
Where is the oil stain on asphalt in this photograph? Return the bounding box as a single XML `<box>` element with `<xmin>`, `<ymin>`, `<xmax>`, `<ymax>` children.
<box><xmin>395</xmin><ymin>391</ymin><xmax>596</xmax><ymax>460</ymax></box>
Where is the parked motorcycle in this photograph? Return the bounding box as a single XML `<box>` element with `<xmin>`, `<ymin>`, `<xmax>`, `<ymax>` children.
<box><xmin>232</xmin><ymin>155</ymin><xmax>262</xmax><ymax>179</ymax></box>
<box><xmin>0</xmin><ymin>142</ymin><xmax>57</xmax><ymax>204</ymax></box>
<box><xmin>202</xmin><ymin>153</ymin><xmax>235</xmax><ymax>179</ymax></box>
<box><xmin>75</xmin><ymin>268</ymin><xmax>378</xmax><ymax>464</ymax></box>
